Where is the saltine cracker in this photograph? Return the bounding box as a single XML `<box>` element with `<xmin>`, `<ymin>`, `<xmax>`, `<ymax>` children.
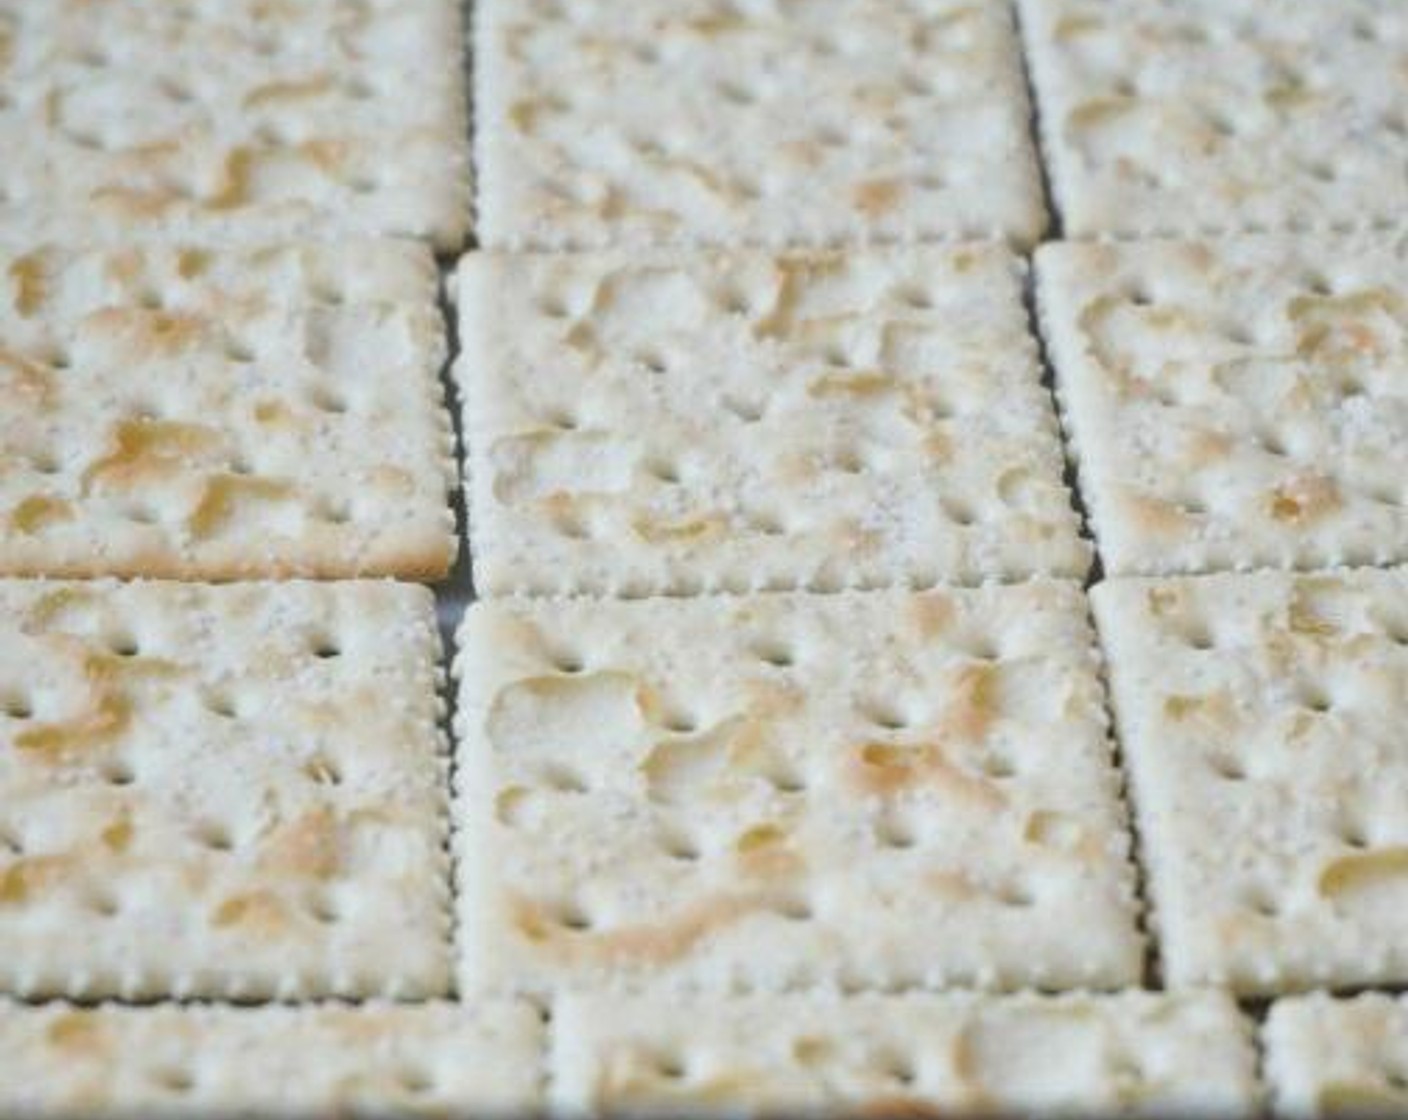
<box><xmin>0</xmin><ymin>580</ymin><xmax>451</xmax><ymax>1001</ymax></box>
<box><xmin>0</xmin><ymin>0</ymin><xmax>469</xmax><ymax>248</ymax></box>
<box><xmin>1</xmin><ymin>241</ymin><xmax>456</xmax><ymax>580</ymax></box>
<box><xmin>1094</xmin><ymin>569</ymin><xmax>1408</xmax><ymax>994</ymax></box>
<box><xmin>0</xmin><ymin>1000</ymin><xmax>541</xmax><ymax>1117</ymax></box>
<box><xmin>454</xmin><ymin>585</ymin><xmax>1142</xmax><ymax>997</ymax></box>
<box><xmin>458</xmin><ymin>243</ymin><xmax>1087</xmax><ymax>596</ymax></box>
<box><xmin>1020</xmin><ymin>0</ymin><xmax>1408</xmax><ymax>238</ymax></box>
<box><xmin>1037</xmin><ymin>234</ymin><xmax>1408</xmax><ymax>576</ymax></box>
<box><xmin>551</xmin><ymin>990</ymin><xmax>1258</xmax><ymax>1117</ymax></box>
<box><xmin>1265</xmin><ymin>993</ymin><xmax>1408</xmax><ymax>1118</ymax></box>
<box><xmin>475</xmin><ymin>0</ymin><xmax>1046</xmax><ymax>249</ymax></box>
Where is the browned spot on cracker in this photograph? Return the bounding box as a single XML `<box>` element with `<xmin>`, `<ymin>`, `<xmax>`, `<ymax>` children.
<box><xmin>1316</xmin><ymin>1082</ymin><xmax>1408</xmax><ymax>1113</ymax></box>
<box><xmin>1023</xmin><ymin>810</ymin><xmax>1105</xmax><ymax>862</ymax></box>
<box><xmin>751</xmin><ymin>253</ymin><xmax>849</xmax><ymax>340</ymax></box>
<box><xmin>45</xmin><ymin>1014</ymin><xmax>108</xmax><ymax>1053</ymax></box>
<box><xmin>1288</xmin><ymin>583</ymin><xmax>1340</xmax><ymax>638</ymax></box>
<box><xmin>211</xmin><ymin>890</ymin><xmax>291</xmax><ymax>932</ymax></box>
<box><xmin>1319</xmin><ymin>847</ymin><xmax>1408</xmax><ymax>899</ymax></box>
<box><xmin>1185</xmin><ymin>428</ymin><xmax>1233</xmax><ymax>463</ymax></box>
<box><xmin>175</xmin><ymin>248</ymin><xmax>211</xmax><ymax>279</ymax></box>
<box><xmin>507</xmin><ymin>97</ymin><xmax>563</xmax><ymax>134</ymax></box>
<box><xmin>909</xmin><ymin>592</ymin><xmax>956</xmax><ymax>638</ymax></box>
<box><xmin>1291</xmin><ymin>288</ymin><xmax>1404</xmax><ymax>363</ymax></box>
<box><xmin>847</xmin><ymin>740</ymin><xmax>1005</xmax><ymax>808</ymax></box>
<box><xmin>1269</xmin><ymin>475</ymin><xmax>1340</xmax><ymax>524</ymax></box>
<box><xmin>23</xmin><ymin>587</ymin><xmax>94</xmax><ymax>632</ymax></box>
<box><xmin>8</xmin><ymin>253</ymin><xmax>47</xmax><ymax>316</ymax></box>
<box><xmin>0</xmin><ymin>855</ymin><xmax>70</xmax><ymax>904</ymax></box>
<box><xmin>83</xmin><ymin>418</ymin><xmax>222</xmax><ymax>490</ymax></box>
<box><xmin>923</xmin><ymin>867</ymin><xmax>985</xmax><ymax>901</ymax></box>
<box><xmin>1162</xmin><ymin>689</ymin><xmax>1236</xmax><ymax>730</ymax></box>
<box><xmin>207</xmin><ymin>147</ymin><xmax>254</xmax><ymax>210</ymax></box>
<box><xmin>508</xmin><ymin>891</ymin><xmax>760</xmax><ymax>966</ymax></box>
<box><xmin>253</xmin><ymin>399</ymin><xmax>298</xmax><ymax>426</ymax></box>
<box><xmin>0</xmin><ymin>347</ymin><xmax>56</xmax><ymax>406</ymax></box>
<box><xmin>257</xmin><ymin>808</ymin><xmax>342</xmax><ymax>879</ymax></box>
<box><xmin>100</xmin><ymin>816</ymin><xmax>132</xmax><ymax>854</ymax></box>
<box><xmin>243</xmin><ymin>74</ymin><xmax>334</xmax><ymax>107</ymax></box>
<box><xmin>807</xmin><ymin>371</ymin><xmax>897</xmax><ymax>398</ymax></box>
<box><xmin>1146</xmin><ymin>586</ymin><xmax>1181</xmax><ymax>617</ymax></box>
<box><xmin>733</xmin><ymin>822</ymin><xmax>804</xmax><ymax>878</ymax></box>
<box><xmin>9</xmin><ymin>496</ymin><xmax>73</xmax><ymax>535</ymax></box>
<box><xmin>682</xmin><ymin>12</ymin><xmax>748</xmax><ymax>35</ymax></box>
<box><xmin>16</xmin><ymin>642</ymin><xmax>179</xmax><ymax>757</ymax></box>
<box><xmin>944</xmin><ymin>663</ymin><xmax>1000</xmax><ymax>743</ymax></box>
<box><xmin>852</xmin><ymin>178</ymin><xmax>903</xmax><ymax>216</ymax></box>
<box><xmin>1065</xmin><ymin>95</ymin><xmax>1139</xmax><ymax>139</ymax></box>
<box><xmin>641</xmin><ymin>715</ymin><xmax>772</xmax><ymax>802</ymax></box>
<box><xmin>82</xmin><ymin>307</ymin><xmax>208</xmax><ymax>358</ymax></box>
<box><xmin>1054</xmin><ymin>13</ymin><xmax>1103</xmax><ymax>38</ymax></box>
<box><xmin>1122</xmin><ymin>493</ymin><xmax>1191</xmax><ymax>536</ymax></box>
<box><xmin>631</xmin><ymin>512</ymin><xmax>727</xmax><ymax>543</ymax></box>
<box><xmin>90</xmin><ymin>185</ymin><xmax>187</xmax><ymax>219</ymax></box>
<box><xmin>187</xmin><ymin>474</ymin><xmax>294</xmax><ymax>537</ymax></box>
<box><xmin>16</xmin><ymin>691</ymin><xmax>130</xmax><ymax>755</ymax></box>
<box><xmin>298</xmin><ymin>138</ymin><xmax>351</xmax><ymax>175</ymax></box>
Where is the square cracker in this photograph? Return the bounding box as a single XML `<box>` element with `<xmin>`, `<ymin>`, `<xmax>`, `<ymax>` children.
<box><xmin>457</xmin><ymin>243</ymin><xmax>1087</xmax><ymax>596</ymax></box>
<box><xmin>474</xmin><ymin>0</ymin><xmax>1046</xmax><ymax>250</ymax></box>
<box><xmin>0</xmin><ymin>579</ymin><xmax>451</xmax><ymax>1001</ymax></box>
<box><xmin>0</xmin><ymin>0</ymin><xmax>469</xmax><ymax>249</ymax></box>
<box><xmin>1</xmin><ymin>241</ymin><xmax>456</xmax><ymax>580</ymax></box>
<box><xmin>1265</xmin><ymin>993</ymin><xmax>1408</xmax><ymax>1118</ymax></box>
<box><xmin>0</xmin><ymin>1000</ymin><xmax>542</xmax><ymax>1116</ymax></box>
<box><xmin>1093</xmin><ymin>569</ymin><xmax>1408</xmax><ymax>995</ymax></box>
<box><xmin>551</xmin><ymin>990</ymin><xmax>1258</xmax><ymax>1117</ymax></box>
<box><xmin>454</xmin><ymin>583</ymin><xmax>1142</xmax><ymax>997</ymax></box>
<box><xmin>1019</xmin><ymin>0</ymin><xmax>1408</xmax><ymax>237</ymax></box>
<box><xmin>1036</xmin><ymin>234</ymin><xmax>1408</xmax><ymax>577</ymax></box>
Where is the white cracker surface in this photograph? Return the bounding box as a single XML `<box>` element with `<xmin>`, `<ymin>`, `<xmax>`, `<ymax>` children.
<box><xmin>551</xmin><ymin>990</ymin><xmax>1258</xmax><ymax>1118</ymax></box>
<box><xmin>0</xmin><ymin>241</ymin><xmax>456</xmax><ymax>580</ymax></box>
<box><xmin>1266</xmin><ymin>993</ymin><xmax>1408</xmax><ymax>1118</ymax></box>
<box><xmin>1094</xmin><ymin>569</ymin><xmax>1408</xmax><ymax>995</ymax></box>
<box><xmin>0</xmin><ymin>580</ymin><xmax>451</xmax><ymax>1001</ymax></box>
<box><xmin>1020</xmin><ymin>0</ymin><xmax>1408</xmax><ymax>237</ymax></box>
<box><xmin>0</xmin><ymin>1000</ymin><xmax>541</xmax><ymax>1117</ymax></box>
<box><xmin>454</xmin><ymin>584</ymin><xmax>1142</xmax><ymax>997</ymax></box>
<box><xmin>1037</xmin><ymin>234</ymin><xmax>1408</xmax><ymax>577</ymax></box>
<box><xmin>0</xmin><ymin>0</ymin><xmax>469</xmax><ymax>249</ymax></box>
<box><xmin>457</xmin><ymin>244</ymin><xmax>1088</xmax><ymax>596</ymax></box>
<box><xmin>475</xmin><ymin>0</ymin><xmax>1046</xmax><ymax>250</ymax></box>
